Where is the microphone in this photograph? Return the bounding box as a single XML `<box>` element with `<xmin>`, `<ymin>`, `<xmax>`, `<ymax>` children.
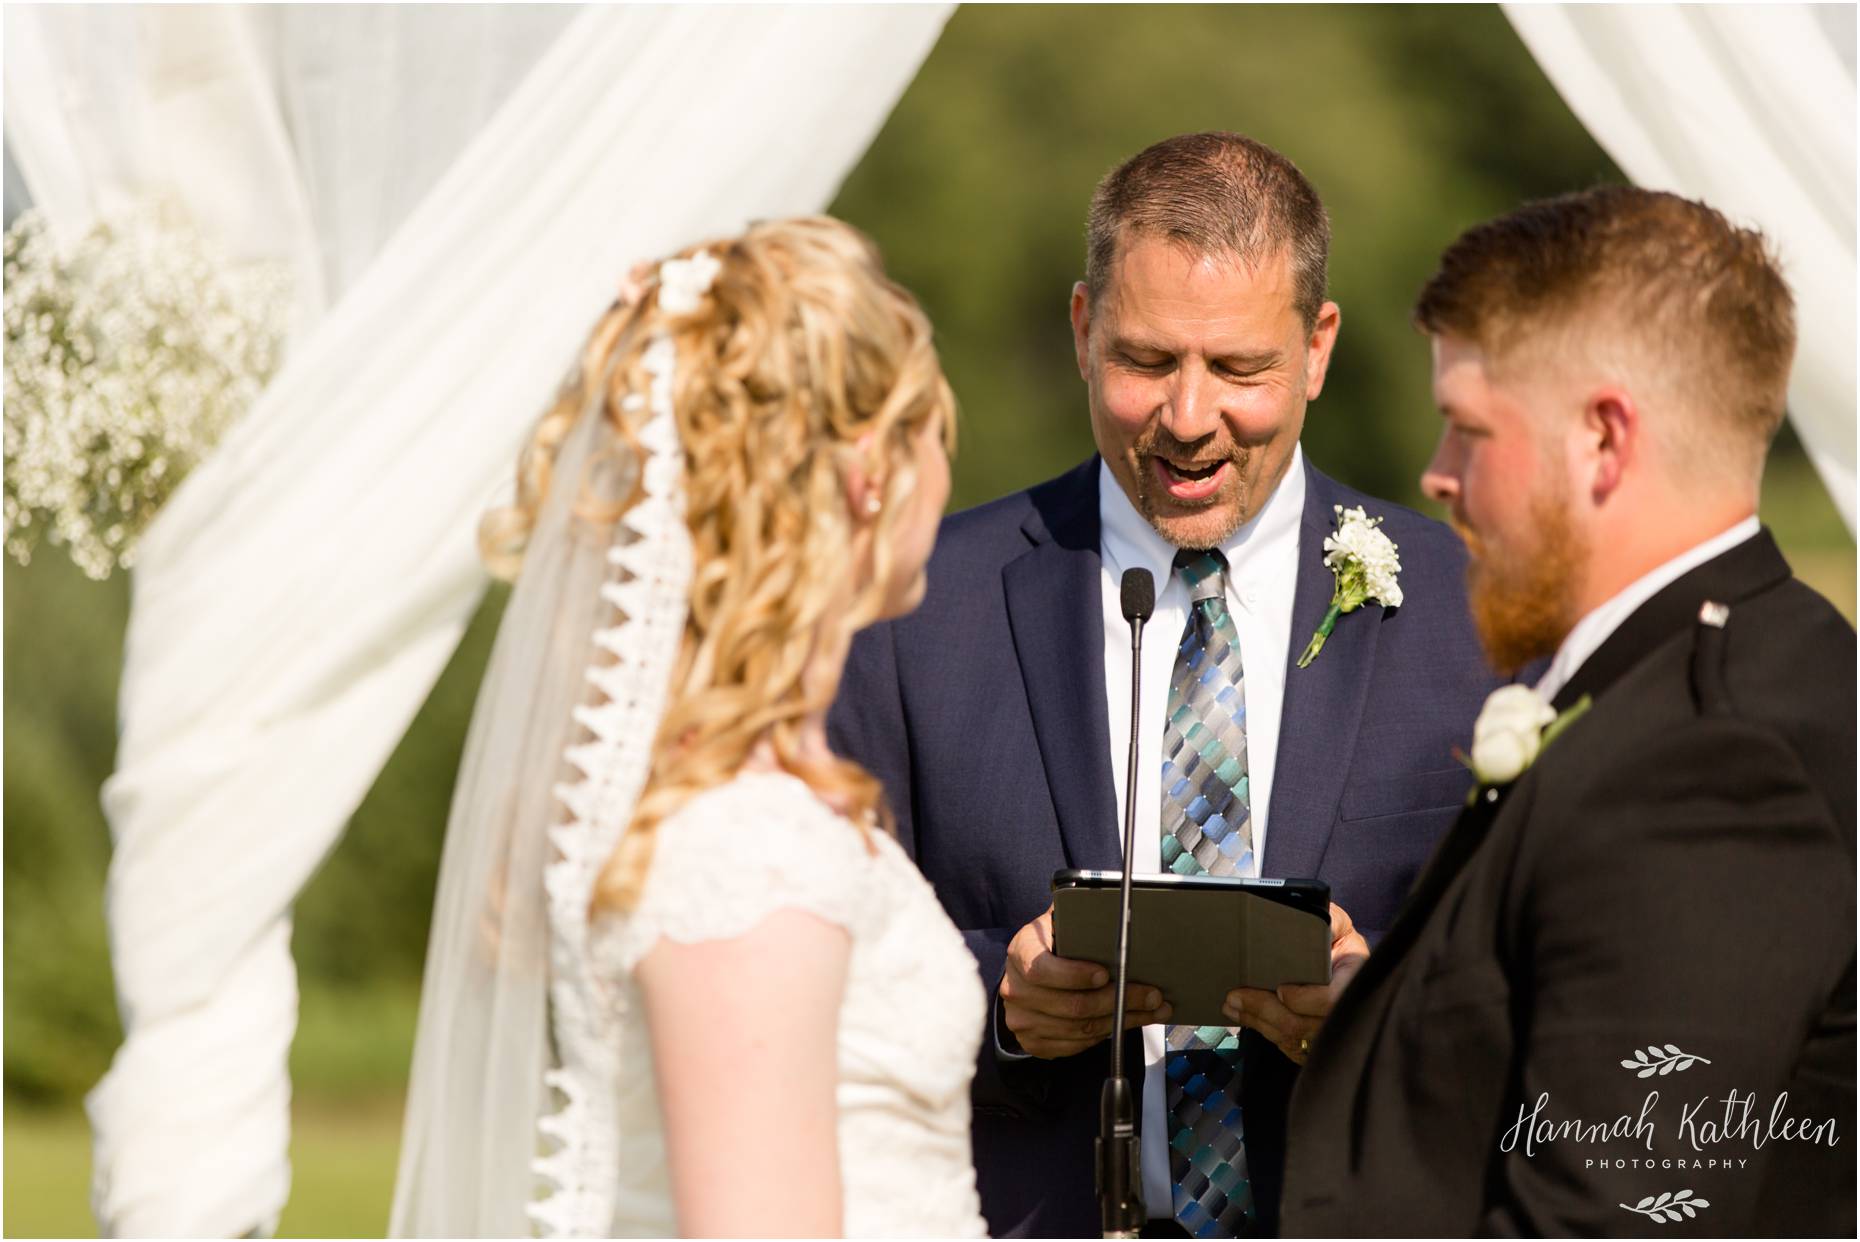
<box><xmin>1120</xmin><ymin>567</ymin><xmax>1155</xmax><ymax>629</ymax></box>
<box><xmin>1098</xmin><ymin>568</ymin><xmax>1153</xmax><ymax>1238</ymax></box>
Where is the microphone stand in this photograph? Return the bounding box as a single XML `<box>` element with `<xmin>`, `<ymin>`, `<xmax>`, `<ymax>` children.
<box><xmin>1098</xmin><ymin>570</ymin><xmax>1152</xmax><ymax>1238</ymax></box>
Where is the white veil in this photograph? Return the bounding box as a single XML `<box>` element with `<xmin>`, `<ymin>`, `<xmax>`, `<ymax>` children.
<box><xmin>389</xmin><ymin>323</ymin><xmax>692</xmax><ymax>1236</ymax></box>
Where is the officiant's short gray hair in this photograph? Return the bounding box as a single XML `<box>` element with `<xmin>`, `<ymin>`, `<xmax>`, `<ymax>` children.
<box><xmin>1085</xmin><ymin>131</ymin><xmax>1330</xmax><ymax>327</ymax></box>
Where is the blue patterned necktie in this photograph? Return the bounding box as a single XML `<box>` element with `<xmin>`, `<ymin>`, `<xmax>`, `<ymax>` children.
<box><xmin>1161</xmin><ymin>548</ymin><xmax>1255</xmax><ymax>1238</ymax></box>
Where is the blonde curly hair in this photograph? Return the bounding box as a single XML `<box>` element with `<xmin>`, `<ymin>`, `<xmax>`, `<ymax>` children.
<box><xmin>481</xmin><ymin>217</ymin><xmax>954</xmax><ymax>912</ymax></box>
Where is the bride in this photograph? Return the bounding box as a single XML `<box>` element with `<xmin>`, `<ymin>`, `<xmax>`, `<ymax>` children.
<box><xmin>389</xmin><ymin>217</ymin><xmax>986</xmax><ymax>1237</ymax></box>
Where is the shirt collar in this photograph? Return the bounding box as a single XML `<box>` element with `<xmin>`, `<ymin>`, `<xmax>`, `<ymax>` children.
<box><xmin>1534</xmin><ymin>515</ymin><xmax>1761</xmax><ymax>702</ymax></box>
<box><xmin>1099</xmin><ymin>443</ymin><xmax>1306</xmax><ymax>588</ymax></box>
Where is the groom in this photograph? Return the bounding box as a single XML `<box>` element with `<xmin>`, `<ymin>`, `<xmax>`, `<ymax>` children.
<box><xmin>1281</xmin><ymin>187</ymin><xmax>1856</xmax><ymax>1235</ymax></box>
<box><xmin>830</xmin><ymin>132</ymin><xmax>1499</xmax><ymax>1236</ymax></box>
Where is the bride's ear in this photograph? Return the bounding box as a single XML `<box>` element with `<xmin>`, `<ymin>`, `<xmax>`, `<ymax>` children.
<box><xmin>842</xmin><ymin>431</ymin><xmax>884</xmax><ymax>523</ymax></box>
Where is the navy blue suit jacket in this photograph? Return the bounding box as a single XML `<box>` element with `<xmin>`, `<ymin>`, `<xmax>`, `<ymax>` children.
<box><xmin>828</xmin><ymin>456</ymin><xmax>1500</xmax><ymax>1236</ymax></box>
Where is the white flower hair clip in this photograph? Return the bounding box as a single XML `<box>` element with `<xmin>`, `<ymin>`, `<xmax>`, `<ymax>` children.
<box><xmin>657</xmin><ymin>248</ymin><xmax>723</xmax><ymax>315</ymax></box>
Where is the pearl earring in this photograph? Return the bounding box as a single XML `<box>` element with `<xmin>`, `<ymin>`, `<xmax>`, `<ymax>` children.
<box><xmin>864</xmin><ymin>495</ymin><xmax>883</xmax><ymax>517</ymax></box>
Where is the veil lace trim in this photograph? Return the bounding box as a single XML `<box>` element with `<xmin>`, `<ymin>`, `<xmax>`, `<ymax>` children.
<box><xmin>526</xmin><ymin>334</ymin><xmax>689</xmax><ymax>1238</ymax></box>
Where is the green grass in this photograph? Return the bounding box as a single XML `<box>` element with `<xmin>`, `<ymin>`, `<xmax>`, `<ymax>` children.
<box><xmin>4</xmin><ymin>1105</ymin><xmax>91</xmax><ymax>1238</ymax></box>
<box><xmin>273</xmin><ymin>1099</ymin><xmax>405</xmax><ymax>1239</ymax></box>
<box><xmin>2</xmin><ymin>977</ymin><xmax>420</xmax><ymax>1238</ymax></box>
<box><xmin>4</xmin><ymin>1097</ymin><xmax>405</xmax><ymax>1239</ymax></box>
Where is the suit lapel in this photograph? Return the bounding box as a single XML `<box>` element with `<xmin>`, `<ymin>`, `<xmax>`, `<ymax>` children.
<box><xmin>1552</xmin><ymin>528</ymin><xmax>1790</xmax><ymax>711</ymax></box>
<box><xmin>1264</xmin><ymin>464</ymin><xmax>1381</xmax><ymax>878</ymax></box>
<box><xmin>1002</xmin><ymin>460</ymin><xmax>1122</xmax><ymax>871</ymax></box>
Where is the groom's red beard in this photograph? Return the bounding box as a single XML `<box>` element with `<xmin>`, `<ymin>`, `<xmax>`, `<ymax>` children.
<box><xmin>1453</xmin><ymin>491</ymin><xmax>1587</xmax><ymax>675</ymax></box>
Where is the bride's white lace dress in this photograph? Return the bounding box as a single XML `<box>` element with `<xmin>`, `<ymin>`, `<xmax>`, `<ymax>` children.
<box><xmin>528</xmin><ymin>769</ymin><xmax>989</xmax><ymax>1238</ymax></box>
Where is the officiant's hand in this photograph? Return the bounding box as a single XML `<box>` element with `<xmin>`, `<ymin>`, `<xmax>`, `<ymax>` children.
<box><xmin>1221</xmin><ymin>902</ymin><xmax>1368</xmax><ymax>1066</ymax></box>
<box><xmin>1000</xmin><ymin>905</ymin><xmax>1172</xmax><ymax>1058</ymax></box>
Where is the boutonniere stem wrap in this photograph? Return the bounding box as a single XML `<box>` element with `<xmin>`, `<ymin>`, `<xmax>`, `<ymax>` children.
<box><xmin>1297</xmin><ymin>505</ymin><xmax>1403</xmax><ymax>668</ymax></box>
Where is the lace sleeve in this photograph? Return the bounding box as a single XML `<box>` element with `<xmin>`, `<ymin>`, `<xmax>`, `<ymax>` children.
<box><xmin>606</xmin><ymin>773</ymin><xmax>878</xmax><ymax>972</ymax></box>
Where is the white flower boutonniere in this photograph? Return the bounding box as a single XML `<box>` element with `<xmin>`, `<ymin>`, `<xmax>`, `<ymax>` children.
<box><xmin>658</xmin><ymin>248</ymin><xmax>722</xmax><ymax>315</ymax></box>
<box><xmin>1460</xmin><ymin>684</ymin><xmax>1592</xmax><ymax>794</ymax></box>
<box><xmin>1297</xmin><ymin>505</ymin><xmax>1403</xmax><ymax>668</ymax></box>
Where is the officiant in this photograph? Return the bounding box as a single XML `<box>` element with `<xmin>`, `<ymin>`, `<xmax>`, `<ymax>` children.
<box><xmin>830</xmin><ymin>130</ymin><xmax>1502</xmax><ymax>1237</ymax></box>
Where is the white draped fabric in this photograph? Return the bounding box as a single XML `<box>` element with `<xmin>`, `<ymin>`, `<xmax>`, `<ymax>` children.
<box><xmin>4</xmin><ymin>5</ymin><xmax>581</xmax><ymax>342</ymax></box>
<box><xmin>1505</xmin><ymin>4</ymin><xmax>1857</xmax><ymax>532</ymax></box>
<box><xmin>5</xmin><ymin>5</ymin><xmax>948</xmax><ymax>1235</ymax></box>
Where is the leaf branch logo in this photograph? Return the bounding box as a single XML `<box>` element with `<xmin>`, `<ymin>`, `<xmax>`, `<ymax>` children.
<box><xmin>1620</xmin><ymin>1044</ymin><xmax>1711</xmax><ymax>1078</ymax></box>
<box><xmin>1619</xmin><ymin>1189</ymin><xmax>1710</xmax><ymax>1223</ymax></box>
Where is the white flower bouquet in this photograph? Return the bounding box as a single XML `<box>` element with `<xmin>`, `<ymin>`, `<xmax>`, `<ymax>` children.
<box><xmin>4</xmin><ymin>201</ymin><xmax>290</xmax><ymax>579</ymax></box>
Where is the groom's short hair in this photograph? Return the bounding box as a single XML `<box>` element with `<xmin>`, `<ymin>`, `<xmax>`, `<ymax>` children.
<box><xmin>1414</xmin><ymin>186</ymin><xmax>1796</xmax><ymax>478</ymax></box>
<box><xmin>1086</xmin><ymin>132</ymin><xmax>1331</xmax><ymax>326</ymax></box>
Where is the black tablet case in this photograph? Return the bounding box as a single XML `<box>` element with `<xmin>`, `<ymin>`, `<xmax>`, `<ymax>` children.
<box><xmin>1051</xmin><ymin>872</ymin><xmax>1331</xmax><ymax>1028</ymax></box>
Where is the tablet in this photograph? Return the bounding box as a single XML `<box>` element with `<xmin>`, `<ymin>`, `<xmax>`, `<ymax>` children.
<box><xmin>1050</xmin><ymin>870</ymin><xmax>1332</xmax><ymax>1028</ymax></box>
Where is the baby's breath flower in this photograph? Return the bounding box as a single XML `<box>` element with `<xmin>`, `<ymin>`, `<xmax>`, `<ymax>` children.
<box><xmin>1321</xmin><ymin>504</ymin><xmax>1404</xmax><ymax>610</ymax></box>
<box><xmin>1297</xmin><ymin>504</ymin><xmax>1405</xmax><ymax>668</ymax></box>
<box><xmin>3</xmin><ymin>202</ymin><xmax>290</xmax><ymax>579</ymax></box>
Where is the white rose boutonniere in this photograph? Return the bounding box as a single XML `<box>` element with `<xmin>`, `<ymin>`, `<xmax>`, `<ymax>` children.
<box><xmin>1469</xmin><ymin>685</ymin><xmax>1557</xmax><ymax>784</ymax></box>
<box><xmin>1297</xmin><ymin>505</ymin><xmax>1403</xmax><ymax>668</ymax></box>
<box><xmin>1460</xmin><ymin>684</ymin><xmax>1592</xmax><ymax>795</ymax></box>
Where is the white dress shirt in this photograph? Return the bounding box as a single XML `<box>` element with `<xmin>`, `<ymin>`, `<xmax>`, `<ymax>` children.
<box><xmin>1534</xmin><ymin>516</ymin><xmax>1760</xmax><ymax>704</ymax></box>
<box><xmin>1098</xmin><ymin>448</ymin><xmax>1306</xmax><ymax>1217</ymax></box>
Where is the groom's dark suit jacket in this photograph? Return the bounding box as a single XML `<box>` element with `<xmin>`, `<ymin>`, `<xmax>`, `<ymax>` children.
<box><xmin>1281</xmin><ymin>530</ymin><xmax>1857</xmax><ymax>1237</ymax></box>
<box><xmin>828</xmin><ymin>456</ymin><xmax>1501</xmax><ymax>1236</ymax></box>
